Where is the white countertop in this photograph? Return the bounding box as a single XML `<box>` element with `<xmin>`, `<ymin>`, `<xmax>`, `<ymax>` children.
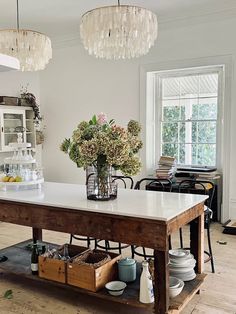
<box><xmin>0</xmin><ymin>182</ymin><xmax>208</xmax><ymax>222</ymax></box>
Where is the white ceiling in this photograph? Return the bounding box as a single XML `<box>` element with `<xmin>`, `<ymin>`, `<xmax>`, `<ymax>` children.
<box><xmin>0</xmin><ymin>0</ymin><xmax>236</xmax><ymax>39</ymax></box>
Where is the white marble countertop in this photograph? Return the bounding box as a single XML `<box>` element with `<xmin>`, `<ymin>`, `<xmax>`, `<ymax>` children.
<box><xmin>0</xmin><ymin>182</ymin><xmax>208</xmax><ymax>222</ymax></box>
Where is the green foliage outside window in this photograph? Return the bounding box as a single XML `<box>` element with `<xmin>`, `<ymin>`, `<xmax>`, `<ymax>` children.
<box><xmin>161</xmin><ymin>101</ymin><xmax>217</xmax><ymax>166</ymax></box>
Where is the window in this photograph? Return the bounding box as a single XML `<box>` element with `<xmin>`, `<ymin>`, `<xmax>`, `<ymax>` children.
<box><xmin>142</xmin><ymin>58</ymin><xmax>231</xmax><ymax>222</ymax></box>
<box><xmin>155</xmin><ymin>68</ymin><xmax>221</xmax><ymax>166</ymax></box>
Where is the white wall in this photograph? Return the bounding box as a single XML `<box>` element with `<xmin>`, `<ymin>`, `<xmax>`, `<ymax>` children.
<box><xmin>40</xmin><ymin>15</ymin><xmax>236</xmax><ymax>220</ymax></box>
<box><xmin>0</xmin><ymin>71</ymin><xmax>40</xmax><ymax>100</ymax></box>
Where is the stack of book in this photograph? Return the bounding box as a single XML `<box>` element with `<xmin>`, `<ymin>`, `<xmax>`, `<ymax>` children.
<box><xmin>156</xmin><ymin>156</ymin><xmax>176</xmax><ymax>179</ymax></box>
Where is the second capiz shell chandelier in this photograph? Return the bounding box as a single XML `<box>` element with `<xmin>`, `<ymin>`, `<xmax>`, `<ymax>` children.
<box><xmin>80</xmin><ymin>1</ymin><xmax>158</xmax><ymax>60</ymax></box>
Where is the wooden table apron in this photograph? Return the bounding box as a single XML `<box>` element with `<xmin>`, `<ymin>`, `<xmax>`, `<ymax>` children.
<box><xmin>0</xmin><ymin>199</ymin><xmax>205</xmax><ymax>314</ymax></box>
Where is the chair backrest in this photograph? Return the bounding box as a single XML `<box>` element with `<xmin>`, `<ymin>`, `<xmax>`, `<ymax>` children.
<box><xmin>134</xmin><ymin>177</ymin><xmax>172</xmax><ymax>192</ymax></box>
<box><xmin>178</xmin><ymin>179</ymin><xmax>215</xmax><ymax>209</ymax></box>
<box><xmin>112</xmin><ymin>175</ymin><xmax>134</xmax><ymax>189</ymax></box>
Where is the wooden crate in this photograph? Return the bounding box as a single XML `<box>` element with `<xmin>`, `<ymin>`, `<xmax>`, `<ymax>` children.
<box><xmin>67</xmin><ymin>251</ymin><xmax>121</xmax><ymax>292</ymax></box>
<box><xmin>38</xmin><ymin>244</ymin><xmax>89</xmax><ymax>283</ymax></box>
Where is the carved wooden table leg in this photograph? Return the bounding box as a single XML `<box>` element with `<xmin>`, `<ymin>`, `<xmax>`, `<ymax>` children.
<box><xmin>32</xmin><ymin>228</ymin><xmax>42</xmax><ymax>241</ymax></box>
<box><xmin>153</xmin><ymin>250</ymin><xmax>169</xmax><ymax>314</ymax></box>
<box><xmin>190</xmin><ymin>212</ymin><xmax>204</xmax><ymax>274</ymax></box>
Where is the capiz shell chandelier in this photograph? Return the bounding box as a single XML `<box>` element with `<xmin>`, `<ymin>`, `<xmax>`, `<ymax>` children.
<box><xmin>0</xmin><ymin>29</ymin><xmax>52</xmax><ymax>71</ymax></box>
<box><xmin>0</xmin><ymin>0</ymin><xmax>52</xmax><ymax>71</ymax></box>
<box><xmin>80</xmin><ymin>2</ymin><xmax>158</xmax><ymax>60</ymax></box>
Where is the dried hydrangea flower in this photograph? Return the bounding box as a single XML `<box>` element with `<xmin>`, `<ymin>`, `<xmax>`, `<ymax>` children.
<box><xmin>60</xmin><ymin>114</ymin><xmax>143</xmax><ymax>177</ymax></box>
<box><xmin>127</xmin><ymin>120</ymin><xmax>141</xmax><ymax>136</ymax></box>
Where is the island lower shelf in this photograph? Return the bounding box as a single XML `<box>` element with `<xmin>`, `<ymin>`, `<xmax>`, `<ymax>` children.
<box><xmin>0</xmin><ymin>240</ymin><xmax>206</xmax><ymax>313</ymax></box>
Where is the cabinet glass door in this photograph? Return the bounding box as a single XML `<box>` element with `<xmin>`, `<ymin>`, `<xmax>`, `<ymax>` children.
<box><xmin>2</xmin><ymin>111</ymin><xmax>25</xmax><ymax>150</ymax></box>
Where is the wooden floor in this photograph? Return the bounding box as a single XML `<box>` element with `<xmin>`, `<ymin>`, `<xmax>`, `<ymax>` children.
<box><xmin>0</xmin><ymin>222</ymin><xmax>235</xmax><ymax>314</ymax></box>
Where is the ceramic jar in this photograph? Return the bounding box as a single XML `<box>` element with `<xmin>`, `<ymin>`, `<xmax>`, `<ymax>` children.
<box><xmin>118</xmin><ymin>258</ymin><xmax>136</xmax><ymax>282</ymax></box>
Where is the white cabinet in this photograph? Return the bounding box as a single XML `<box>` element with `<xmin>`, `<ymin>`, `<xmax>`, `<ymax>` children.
<box><xmin>0</xmin><ymin>106</ymin><xmax>35</xmax><ymax>152</ymax></box>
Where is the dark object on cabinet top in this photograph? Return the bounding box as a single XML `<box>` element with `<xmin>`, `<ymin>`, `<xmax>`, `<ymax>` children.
<box><xmin>0</xmin><ymin>96</ymin><xmax>19</xmax><ymax>106</ymax></box>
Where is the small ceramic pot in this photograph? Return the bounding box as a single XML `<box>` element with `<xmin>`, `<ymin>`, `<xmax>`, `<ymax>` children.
<box><xmin>118</xmin><ymin>258</ymin><xmax>136</xmax><ymax>282</ymax></box>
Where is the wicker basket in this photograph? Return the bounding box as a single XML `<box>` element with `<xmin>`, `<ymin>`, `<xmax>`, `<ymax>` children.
<box><xmin>73</xmin><ymin>250</ymin><xmax>111</xmax><ymax>269</ymax></box>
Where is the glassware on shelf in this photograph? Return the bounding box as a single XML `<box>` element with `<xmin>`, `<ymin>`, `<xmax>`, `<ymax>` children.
<box><xmin>1</xmin><ymin>132</ymin><xmax>44</xmax><ymax>190</ymax></box>
<box><xmin>61</xmin><ymin>244</ymin><xmax>70</xmax><ymax>261</ymax></box>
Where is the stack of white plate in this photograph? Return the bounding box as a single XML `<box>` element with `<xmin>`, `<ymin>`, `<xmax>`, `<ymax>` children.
<box><xmin>169</xmin><ymin>249</ymin><xmax>196</xmax><ymax>281</ymax></box>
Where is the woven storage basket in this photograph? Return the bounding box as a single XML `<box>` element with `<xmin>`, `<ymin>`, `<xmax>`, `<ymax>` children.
<box><xmin>73</xmin><ymin>250</ymin><xmax>111</xmax><ymax>269</ymax></box>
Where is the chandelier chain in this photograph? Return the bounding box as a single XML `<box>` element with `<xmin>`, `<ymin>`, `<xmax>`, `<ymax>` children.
<box><xmin>16</xmin><ymin>0</ymin><xmax>20</xmax><ymax>30</ymax></box>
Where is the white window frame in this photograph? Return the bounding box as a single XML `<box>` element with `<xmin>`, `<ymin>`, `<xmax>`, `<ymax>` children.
<box><xmin>139</xmin><ymin>56</ymin><xmax>232</xmax><ymax>223</ymax></box>
<box><xmin>155</xmin><ymin>67</ymin><xmax>222</xmax><ymax>168</ymax></box>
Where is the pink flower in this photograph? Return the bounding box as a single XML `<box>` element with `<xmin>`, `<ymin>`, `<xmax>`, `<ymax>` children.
<box><xmin>97</xmin><ymin>112</ymin><xmax>107</xmax><ymax>125</ymax></box>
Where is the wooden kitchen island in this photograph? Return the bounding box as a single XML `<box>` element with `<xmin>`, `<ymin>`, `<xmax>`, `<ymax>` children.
<box><xmin>0</xmin><ymin>182</ymin><xmax>207</xmax><ymax>314</ymax></box>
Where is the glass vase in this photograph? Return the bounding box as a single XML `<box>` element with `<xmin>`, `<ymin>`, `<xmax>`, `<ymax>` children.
<box><xmin>86</xmin><ymin>164</ymin><xmax>117</xmax><ymax>201</ymax></box>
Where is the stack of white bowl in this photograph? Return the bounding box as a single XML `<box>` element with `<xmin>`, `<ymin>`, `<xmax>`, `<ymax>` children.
<box><xmin>169</xmin><ymin>249</ymin><xmax>196</xmax><ymax>281</ymax></box>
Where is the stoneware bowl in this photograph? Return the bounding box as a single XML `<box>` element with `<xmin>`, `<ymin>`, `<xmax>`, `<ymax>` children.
<box><xmin>169</xmin><ymin>279</ymin><xmax>184</xmax><ymax>299</ymax></box>
<box><xmin>169</xmin><ymin>276</ymin><xmax>181</xmax><ymax>289</ymax></box>
<box><xmin>105</xmin><ymin>281</ymin><xmax>127</xmax><ymax>296</ymax></box>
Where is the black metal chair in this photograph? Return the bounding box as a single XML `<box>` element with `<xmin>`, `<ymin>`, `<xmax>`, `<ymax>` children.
<box><xmin>131</xmin><ymin>177</ymin><xmax>172</xmax><ymax>259</ymax></box>
<box><xmin>178</xmin><ymin>179</ymin><xmax>215</xmax><ymax>273</ymax></box>
<box><xmin>94</xmin><ymin>175</ymin><xmax>134</xmax><ymax>254</ymax></box>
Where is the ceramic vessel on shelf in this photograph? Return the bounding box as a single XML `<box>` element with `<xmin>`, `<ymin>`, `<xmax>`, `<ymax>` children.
<box><xmin>169</xmin><ymin>276</ymin><xmax>181</xmax><ymax>289</ymax></box>
<box><xmin>139</xmin><ymin>260</ymin><xmax>154</xmax><ymax>304</ymax></box>
<box><xmin>118</xmin><ymin>258</ymin><xmax>136</xmax><ymax>282</ymax></box>
<box><xmin>105</xmin><ymin>281</ymin><xmax>127</xmax><ymax>296</ymax></box>
<box><xmin>169</xmin><ymin>277</ymin><xmax>184</xmax><ymax>298</ymax></box>
<box><xmin>169</xmin><ymin>249</ymin><xmax>196</xmax><ymax>281</ymax></box>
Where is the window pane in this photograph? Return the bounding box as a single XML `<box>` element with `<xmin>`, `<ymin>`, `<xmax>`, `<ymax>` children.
<box><xmin>192</xmin><ymin>144</ymin><xmax>198</xmax><ymax>165</ymax></box>
<box><xmin>163</xmin><ymin>100</ymin><xmax>180</xmax><ymax>121</ymax></box>
<box><xmin>192</xmin><ymin>122</ymin><xmax>198</xmax><ymax>143</ymax></box>
<box><xmin>179</xmin><ymin>144</ymin><xmax>186</xmax><ymax>164</ymax></box>
<box><xmin>179</xmin><ymin>123</ymin><xmax>185</xmax><ymax>143</ymax></box>
<box><xmin>192</xmin><ymin>102</ymin><xmax>199</xmax><ymax>120</ymax></box>
<box><xmin>192</xmin><ymin>144</ymin><xmax>216</xmax><ymax>166</ymax></box>
<box><xmin>199</xmin><ymin>74</ymin><xmax>218</xmax><ymax>97</ymax></box>
<box><xmin>162</xmin><ymin>123</ymin><xmax>178</xmax><ymax>142</ymax></box>
<box><xmin>180</xmin><ymin>105</ymin><xmax>185</xmax><ymax>120</ymax></box>
<box><xmin>162</xmin><ymin>143</ymin><xmax>178</xmax><ymax>159</ymax></box>
<box><xmin>198</xmin><ymin>121</ymin><xmax>216</xmax><ymax>143</ymax></box>
<box><xmin>198</xmin><ymin>98</ymin><xmax>217</xmax><ymax>120</ymax></box>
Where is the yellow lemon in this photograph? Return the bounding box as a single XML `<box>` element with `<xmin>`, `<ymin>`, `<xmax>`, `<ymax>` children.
<box><xmin>2</xmin><ymin>176</ymin><xmax>10</xmax><ymax>182</ymax></box>
<box><xmin>15</xmin><ymin>176</ymin><xmax>23</xmax><ymax>182</ymax></box>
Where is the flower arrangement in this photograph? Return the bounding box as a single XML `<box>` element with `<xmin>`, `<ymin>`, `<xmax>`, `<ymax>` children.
<box><xmin>20</xmin><ymin>85</ymin><xmax>42</xmax><ymax>124</ymax></box>
<box><xmin>60</xmin><ymin>113</ymin><xmax>142</xmax><ymax>177</ymax></box>
<box><xmin>20</xmin><ymin>85</ymin><xmax>45</xmax><ymax>145</ymax></box>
